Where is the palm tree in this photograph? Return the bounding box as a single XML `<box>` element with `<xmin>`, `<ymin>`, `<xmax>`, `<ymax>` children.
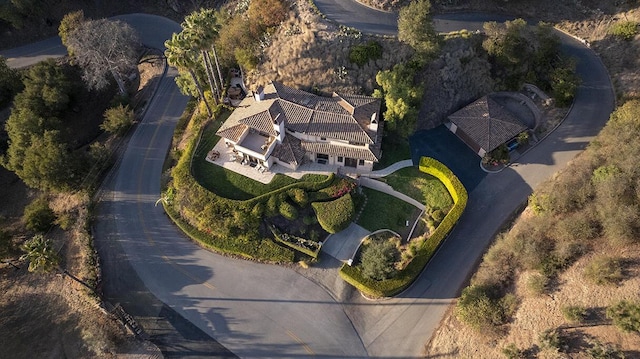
<box><xmin>20</xmin><ymin>234</ymin><xmax>98</xmax><ymax>294</ymax></box>
<box><xmin>182</xmin><ymin>9</ymin><xmax>225</xmax><ymax>103</ymax></box>
<box><xmin>165</xmin><ymin>32</ymin><xmax>213</xmax><ymax>117</ymax></box>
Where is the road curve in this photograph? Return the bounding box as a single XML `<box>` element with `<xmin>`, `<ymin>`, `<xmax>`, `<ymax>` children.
<box><xmin>313</xmin><ymin>1</ymin><xmax>614</xmax><ymax>357</ymax></box>
<box><xmin>1</xmin><ymin>6</ymin><xmax>615</xmax><ymax>359</ymax></box>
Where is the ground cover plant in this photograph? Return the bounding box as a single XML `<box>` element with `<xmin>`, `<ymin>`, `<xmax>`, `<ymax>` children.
<box><xmin>383</xmin><ymin>166</ymin><xmax>453</xmax><ymax>210</ymax></box>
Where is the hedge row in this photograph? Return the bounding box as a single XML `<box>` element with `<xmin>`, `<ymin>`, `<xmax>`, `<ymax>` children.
<box><xmin>339</xmin><ymin>157</ymin><xmax>468</xmax><ymax>297</ymax></box>
<box><xmin>312</xmin><ymin>193</ymin><xmax>355</xmax><ymax>234</ymax></box>
<box><xmin>163</xmin><ymin>203</ymin><xmax>295</xmax><ymax>263</ymax></box>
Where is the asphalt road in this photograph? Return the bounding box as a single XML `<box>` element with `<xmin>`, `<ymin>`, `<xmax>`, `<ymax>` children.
<box><xmin>1</xmin><ymin>7</ymin><xmax>614</xmax><ymax>359</ymax></box>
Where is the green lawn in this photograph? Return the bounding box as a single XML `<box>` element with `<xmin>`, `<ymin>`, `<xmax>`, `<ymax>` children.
<box><xmin>191</xmin><ymin>122</ymin><xmax>327</xmax><ymax>200</ymax></box>
<box><xmin>357</xmin><ymin>188</ymin><xmax>421</xmax><ymax>234</ymax></box>
<box><xmin>383</xmin><ymin>167</ymin><xmax>453</xmax><ymax>210</ymax></box>
<box><xmin>373</xmin><ymin>133</ymin><xmax>411</xmax><ymax>170</ymax></box>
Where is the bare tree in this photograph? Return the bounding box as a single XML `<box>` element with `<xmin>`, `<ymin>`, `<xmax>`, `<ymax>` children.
<box><xmin>66</xmin><ymin>18</ymin><xmax>140</xmax><ymax>95</ymax></box>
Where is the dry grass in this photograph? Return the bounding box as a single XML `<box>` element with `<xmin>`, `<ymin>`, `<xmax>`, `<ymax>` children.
<box><xmin>245</xmin><ymin>0</ymin><xmax>413</xmax><ymax>95</ymax></box>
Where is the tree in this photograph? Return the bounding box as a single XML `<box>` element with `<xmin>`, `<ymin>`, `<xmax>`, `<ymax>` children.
<box><xmin>58</xmin><ymin>10</ymin><xmax>85</xmax><ymax>55</ymax></box>
<box><xmin>165</xmin><ymin>31</ymin><xmax>213</xmax><ymax>116</ymax></box>
<box><xmin>397</xmin><ymin>0</ymin><xmax>439</xmax><ymax>56</ymax></box>
<box><xmin>18</xmin><ymin>130</ymin><xmax>78</xmax><ymax>192</ymax></box>
<box><xmin>23</xmin><ymin>197</ymin><xmax>56</xmax><ymax>232</ymax></box>
<box><xmin>0</xmin><ymin>55</ymin><xmax>23</xmax><ymax>108</ymax></box>
<box><xmin>373</xmin><ymin>63</ymin><xmax>423</xmax><ymax>137</ymax></box>
<box><xmin>66</xmin><ymin>18</ymin><xmax>140</xmax><ymax>95</ymax></box>
<box><xmin>247</xmin><ymin>0</ymin><xmax>289</xmax><ymax>32</ymax></box>
<box><xmin>101</xmin><ymin>104</ymin><xmax>134</xmax><ymax>135</ymax></box>
<box><xmin>360</xmin><ymin>239</ymin><xmax>399</xmax><ymax>281</ymax></box>
<box><xmin>20</xmin><ymin>234</ymin><xmax>59</xmax><ymax>273</ymax></box>
<box><xmin>182</xmin><ymin>9</ymin><xmax>224</xmax><ymax>104</ymax></box>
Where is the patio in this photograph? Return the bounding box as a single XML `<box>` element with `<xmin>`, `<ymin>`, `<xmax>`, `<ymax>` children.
<box><xmin>206</xmin><ymin>138</ymin><xmax>345</xmax><ymax>184</ymax></box>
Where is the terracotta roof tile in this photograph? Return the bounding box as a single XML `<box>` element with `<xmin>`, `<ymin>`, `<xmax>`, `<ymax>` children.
<box><xmin>301</xmin><ymin>142</ymin><xmax>379</xmax><ymax>162</ymax></box>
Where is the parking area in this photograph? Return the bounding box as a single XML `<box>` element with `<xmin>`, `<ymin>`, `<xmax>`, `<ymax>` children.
<box><xmin>409</xmin><ymin>125</ymin><xmax>487</xmax><ymax>192</ymax></box>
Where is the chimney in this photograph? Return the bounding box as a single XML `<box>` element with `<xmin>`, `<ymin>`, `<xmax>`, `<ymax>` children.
<box><xmin>273</xmin><ymin>113</ymin><xmax>285</xmax><ymax>143</ymax></box>
<box><xmin>369</xmin><ymin>112</ymin><xmax>378</xmax><ymax>132</ymax></box>
<box><xmin>254</xmin><ymin>85</ymin><xmax>265</xmax><ymax>102</ymax></box>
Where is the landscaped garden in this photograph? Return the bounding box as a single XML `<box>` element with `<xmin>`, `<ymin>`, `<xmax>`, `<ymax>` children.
<box><xmin>340</xmin><ymin>157</ymin><xmax>468</xmax><ymax>298</ymax></box>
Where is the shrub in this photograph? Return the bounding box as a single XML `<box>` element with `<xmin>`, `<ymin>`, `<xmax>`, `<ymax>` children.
<box><xmin>526</xmin><ymin>272</ymin><xmax>548</xmax><ymax>296</ymax></box>
<box><xmin>360</xmin><ymin>239</ymin><xmax>400</xmax><ymax>281</ymax></box>
<box><xmin>287</xmin><ymin>188</ymin><xmax>308</xmax><ymax>206</ymax></box>
<box><xmin>606</xmin><ymin>300</ymin><xmax>640</xmax><ymax>333</ymax></box>
<box><xmin>538</xmin><ymin>328</ymin><xmax>564</xmax><ymax>351</ymax></box>
<box><xmin>456</xmin><ymin>284</ymin><xmax>513</xmax><ymax>331</ymax></box>
<box><xmin>502</xmin><ymin>343</ymin><xmax>526</xmax><ymax>359</ymax></box>
<box><xmin>302</xmin><ymin>215</ymin><xmax>317</xmax><ymax>225</ymax></box>
<box><xmin>609</xmin><ymin>20</ymin><xmax>639</xmax><ymax>41</ymax></box>
<box><xmin>584</xmin><ymin>256</ymin><xmax>624</xmax><ymax>285</ymax></box>
<box><xmin>349</xmin><ymin>41</ymin><xmax>383</xmax><ymax>66</ymax></box>
<box><xmin>23</xmin><ymin>198</ymin><xmax>56</xmax><ymax>232</ymax></box>
<box><xmin>562</xmin><ymin>305</ymin><xmax>587</xmax><ymax>323</ymax></box>
<box><xmin>279</xmin><ymin>200</ymin><xmax>298</xmax><ymax>220</ymax></box>
<box><xmin>101</xmin><ymin>104</ymin><xmax>134</xmax><ymax>135</ymax></box>
<box><xmin>266</xmin><ymin>194</ymin><xmax>280</xmax><ymax>217</ymax></box>
<box><xmin>587</xmin><ymin>339</ymin><xmax>625</xmax><ymax>359</ymax></box>
<box><xmin>312</xmin><ymin>193</ymin><xmax>355</xmax><ymax>234</ymax></box>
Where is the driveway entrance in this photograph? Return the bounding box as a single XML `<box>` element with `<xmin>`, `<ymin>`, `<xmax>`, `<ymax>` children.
<box><xmin>321</xmin><ymin>223</ymin><xmax>369</xmax><ymax>262</ymax></box>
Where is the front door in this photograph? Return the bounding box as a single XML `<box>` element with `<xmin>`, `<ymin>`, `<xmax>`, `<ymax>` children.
<box><xmin>345</xmin><ymin>158</ymin><xmax>357</xmax><ymax>168</ymax></box>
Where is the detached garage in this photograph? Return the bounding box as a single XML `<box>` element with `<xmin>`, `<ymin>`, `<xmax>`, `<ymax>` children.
<box><xmin>446</xmin><ymin>93</ymin><xmax>529</xmax><ymax>157</ymax></box>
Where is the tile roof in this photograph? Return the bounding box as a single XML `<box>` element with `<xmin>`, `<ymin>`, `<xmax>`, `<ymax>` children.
<box><xmin>240</xmin><ymin>110</ymin><xmax>278</xmax><ymax>137</ymax></box>
<box><xmin>301</xmin><ymin>142</ymin><xmax>380</xmax><ymax>162</ymax></box>
<box><xmin>307</xmin><ymin>111</ymin><xmax>373</xmax><ymax>144</ymax></box>
<box><xmin>217</xmin><ymin>123</ymin><xmax>246</xmax><ymax>143</ymax></box>
<box><xmin>448</xmin><ymin>95</ymin><xmax>527</xmax><ymax>153</ymax></box>
<box><xmin>272</xmin><ymin>135</ymin><xmax>305</xmax><ymax>166</ymax></box>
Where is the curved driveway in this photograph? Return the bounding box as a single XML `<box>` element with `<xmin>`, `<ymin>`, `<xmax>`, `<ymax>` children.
<box><xmin>1</xmin><ymin>6</ymin><xmax>615</xmax><ymax>359</ymax></box>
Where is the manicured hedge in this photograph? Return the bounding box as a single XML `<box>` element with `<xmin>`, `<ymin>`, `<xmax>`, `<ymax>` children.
<box><xmin>339</xmin><ymin>157</ymin><xmax>468</xmax><ymax>297</ymax></box>
<box><xmin>312</xmin><ymin>193</ymin><xmax>355</xmax><ymax>234</ymax></box>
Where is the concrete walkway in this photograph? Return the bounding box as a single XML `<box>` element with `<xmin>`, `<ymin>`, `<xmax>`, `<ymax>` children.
<box><xmin>359</xmin><ymin>177</ymin><xmax>426</xmax><ymax>210</ymax></box>
<box><xmin>364</xmin><ymin>159</ymin><xmax>414</xmax><ymax>178</ymax></box>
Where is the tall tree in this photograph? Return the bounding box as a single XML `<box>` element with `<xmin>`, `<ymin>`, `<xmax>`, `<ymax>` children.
<box><xmin>0</xmin><ymin>55</ymin><xmax>22</xmax><ymax>108</ymax></box>
<box><xmin>398</xmin><ymin>0</ymin><xmax>439</xmax><ymax>57</ymax></box>
<box><xmin>165</xmin><ymin>32</ymin><xmax>213</xmax><ymax>116</ymax></box>
<box><xmin>58</xmin><ymin>10</ymin><xmax>85</xmax><ymax>56</ymax></box>
<box><xmin>65</xmin><ymin>18</ymin><xmax>140</xmax><ymax>95</ymax></box>
<box><xmin>182</xmin><ymin>9</ymin><xmax>225</xmax><ymax>103</ymax></box>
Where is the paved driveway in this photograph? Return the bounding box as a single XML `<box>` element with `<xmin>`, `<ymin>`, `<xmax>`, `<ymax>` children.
<box><xmin>410</xmin><ymin>125</ymin><xmax>487</xmax><ymax>191</ymax></box>
<box><xmin>321</xmin><ymin>223</ymin><xmax>369</xmax><ymax>262</ymax></box>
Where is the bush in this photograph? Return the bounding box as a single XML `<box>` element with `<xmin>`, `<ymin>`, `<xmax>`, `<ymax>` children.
<box><xmin>287</xmin><ymin>188</ymin><xmax>308</xmax><ymax>207</ymax></box>
<box><xmin>349</xmin><ymin>41</ymin><xmax>383</xmax><ymax>66</ymax></box>
<box><xmin>502</xmin><ymin>343</ymin><xmax>526</xmax><ymax>359</ymax></box>
<box><xmin>584</xmin><ymin>256</ymin><xmax>624</xmax><ymax>285</ymax></box>
<box><xmin>606</xmin><ymin>300</ymin><xmax>640</xmax><ymax>333</ymax></box>
<box><xmin>562</xmin><ymin>305</ymin><xmax>587</xmax><ymax>323</ymax></box>
<box><xmin>312</xmin><ymin>193</ymin><xmax>355</xmax><ymax>234</ymax></box>
<box><xmin>101</xmin><ymin>104</ymin><xmax>134</xmax><ymax>135</ymax></box>
<box><xmin>538</xmin><ymin>328</ymin><xmax>564</xmax><ymax>351</ymax></box>
<box><xmin>360</xmin><ymin>239</ymin><xmax>400</xmax><ymax>281</ymax></box>
<box><xmin>587</xmin><ymin>339</ymin><xmax>625</xmax><ymax>359</ymax></box>
<box><xmin>609</xmin><ymin>20</ymin><xmax>638</xmax><ymax>41</ymax></box>
<box><xmin>526</xmin><ymin>272</ymin><xmax>548</xmax><ymax>296</ymax></box>
<box><xmin>279</xmin><ymin>200</ymin><xmax>298</xmax><ymax>220</ymax></box>
<box><xmin>23</xmin><ymin>198</ymin><xmax>56</xmax><ymax>232</ymax></box>
<box><xmin>456</xmin><ymin>284</ymin><xmax>513</xmax><ymax>331</ymax></box>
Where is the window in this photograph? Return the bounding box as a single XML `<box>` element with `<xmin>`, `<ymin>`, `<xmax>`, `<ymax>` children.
<box><xmin>338</xmin><ymin>156</ymin><xmax>343</xmax><ymax>162</ymax></box>
<box><xmin>358</xmin><ymin>159</ymin><xmax>365</xmax><ymax>166</ymax></box>
<box><xmin>320</xmin><ymin>137</ymin><xmax>327</xmax><ymax>141</ymax></box>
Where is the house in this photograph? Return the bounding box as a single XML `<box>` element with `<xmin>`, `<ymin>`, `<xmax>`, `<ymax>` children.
<box><xmin>446</xmin><ymin>93</ymin><xmax>530</xmax><ymax>157</ymax></box>
<box><xmin>216</xmin><ymin>81</ymin><xmax>382</xmax><ymax>172</ymax></box>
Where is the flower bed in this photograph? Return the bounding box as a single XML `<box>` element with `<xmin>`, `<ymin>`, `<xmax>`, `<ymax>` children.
<box><xmin>269</xmin><ymin>225</ymin><xmax>322</xmax><ymax>259</ymax></box>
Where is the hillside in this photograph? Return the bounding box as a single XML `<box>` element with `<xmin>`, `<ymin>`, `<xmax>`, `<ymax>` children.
<box><xmin>425</xmin><ymin>3</ymin><xmax>640</xmax><ymax>358</ymax></box>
